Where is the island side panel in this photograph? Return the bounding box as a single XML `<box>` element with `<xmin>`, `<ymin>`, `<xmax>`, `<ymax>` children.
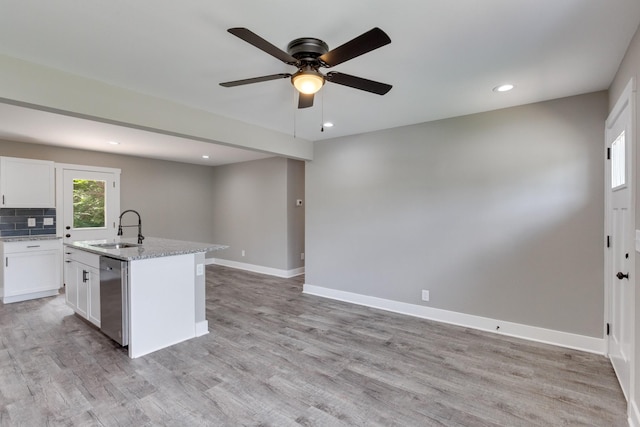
<box><xmin>128</xmin><ymin>253</ymin><xmax>196</xmax><ymax>358</ymax></box>
<box><xmin>194</xmin><ymin>252</ymin><xmax>208</xmax><ymax>336</ymax></box>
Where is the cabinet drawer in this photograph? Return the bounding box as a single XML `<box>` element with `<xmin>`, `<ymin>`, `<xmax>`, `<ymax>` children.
<box><xmin>4</xmin><ymin>239</ymin><xmax>61</xmax><ymax>253</ymax></box>
<box><xmin>65</xmin><ymin>247</ymin><xmax>100</xmax><ymax>269</ymax></box>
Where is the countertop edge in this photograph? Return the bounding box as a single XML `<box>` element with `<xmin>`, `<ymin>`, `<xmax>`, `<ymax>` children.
<box><xmin>1</xmin><ymin>235</ymin><xmax>61</xmax><ymax>242</ymax></box>
<box><xmin>66</xmin><ymin>237</ymin><xmax>228</xmax><ymax>261</ymax></box>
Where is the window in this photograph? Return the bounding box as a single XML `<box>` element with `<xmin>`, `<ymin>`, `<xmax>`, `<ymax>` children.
<box><xmin>73</xmin><ymin>179</ymin><xmax>106</xmax><ymax>229</ymax></box>
<box><xmin>611</xmin><ymin>131</ymin><xmax>626</xmax><ymax>189</ymax></box>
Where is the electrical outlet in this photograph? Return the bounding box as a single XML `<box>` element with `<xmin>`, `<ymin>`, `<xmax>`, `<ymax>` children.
<box><xmin>301</xmin><ymin>252</ymin><xmax>305</xmax><ymax>260</ymax></box>
<box><xmin>27</xmin><ymin>218</ymin><xmax>36</xmax><ymax>227</ymax></box>
<box><xmin>196</xmin><ymin>264</ymin><xmax>204</xmax><ymax>276</ymax></box>
<box><xmin>296</xmin><ymin>199</ymin><xmax>303</xmax><ymax>207</ymax></box>
<box><xmin>43</xmin><ymin>217</ymin><xmax>54</xmax><ymax>226</ymax></box>
<box><xmin>241</xmin><ymin>250</ymin><xmax>245</xmax><ymax>257</ymax></box>
<box><xmin>421</xmin><ymin>290</ymin><xmax>430</xmax><ymax>301</ymax></box>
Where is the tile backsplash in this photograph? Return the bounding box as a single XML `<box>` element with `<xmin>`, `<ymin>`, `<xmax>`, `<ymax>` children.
<box><xmin>0</xmin><ymin>208</ymin><xmax>56</xmax><ymax>237</ymax></box>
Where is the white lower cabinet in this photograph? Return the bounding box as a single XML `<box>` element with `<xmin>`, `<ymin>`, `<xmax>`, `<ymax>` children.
<box><xmin>64</xmin><ymin>248</ymin><xmax>100</xmax><ymax>327</ymax></box>
<box><xmin>1</xmin><ymin>239</ymin><xmax>61</xmax><ymax>304</ymax></box>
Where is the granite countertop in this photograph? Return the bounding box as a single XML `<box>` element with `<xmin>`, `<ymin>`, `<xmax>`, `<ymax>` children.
<box><xmin>66</xmin><ymin>237</ymin><xmax>228</xmax><ymax>261</ymax></box>
<box><xmin>0</xmin><ymin>235</ymin><xmax>61</xmax><ymax>242</ymax></box>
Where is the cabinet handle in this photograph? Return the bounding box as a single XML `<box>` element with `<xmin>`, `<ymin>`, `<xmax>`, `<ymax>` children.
<box><xmin>5</xmin><ymin>257</ymin><xmax>7</xmax><ymax>267</ymax></box>
<box><xmin>26</xmin><ymin>245</ymin><xmax>41</xmax><ymax>248</ymax></box>
<box><xmin>82</xmin><ymin>270</ymin><xmax>88</xmax><ymax>283</ymax></box>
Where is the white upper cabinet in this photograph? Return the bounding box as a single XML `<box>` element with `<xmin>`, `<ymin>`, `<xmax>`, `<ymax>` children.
<box><xmin>0</xmin><ymin>157</ymin><xmax>55</xmax><ymax>208</ymax></box>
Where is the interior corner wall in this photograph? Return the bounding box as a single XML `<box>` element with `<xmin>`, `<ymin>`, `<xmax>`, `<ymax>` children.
<box><xmin>306</xmin><ymin>91</ymin><xmax>608</xmax><ymax>338</ymax></box>
<box><xmin>286</xmin><ymin>158</ymin><xmax>305</xmax><ymax>270</ymax></box>
<box><xmin>211</xmin><ymin>156</ymin><xmax>291</xmax><ymax>270</ymax></box>
<box><xmin>609</xmin><ymin>22</ymin><xmax>640</xmax><ymax>423</ymax></box>
<box><xmin>0</xmin><ymin>139</ymin><xmax>216</xmax><ymax>243</ymax></box>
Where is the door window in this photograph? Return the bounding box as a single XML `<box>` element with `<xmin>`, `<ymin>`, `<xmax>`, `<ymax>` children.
<box><xmin>611</xmin><ymin>130</ymin><xmax>626</xmax><ymax>189</ymax></box>
<box><xmin>73</xmin><ymin>179</ymin><xmax>106</xmax><ymax>229</ymax></box>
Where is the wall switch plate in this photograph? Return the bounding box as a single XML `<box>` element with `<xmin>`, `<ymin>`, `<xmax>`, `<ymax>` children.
<box><xmin>421</xmin><ymin>290</ymin><xmax>430</xmax><ymax>301</ymax></box>
<box><xmin>196</xmin><ymin>264</ymin><xmax>204</xmax><ymax>276</ymax></box>
<box><xmin>43</xmin><ymin>217</ymin><xmax>54</xmax><ymax>226</ymax></box>
<box><xmin>27</xmin><ymin>218</ymin><xmax>36</xmax><ymax>227</ymax></box>
<box><xmin>241</xmin><ymin>250</ymin><xmax>245</xmax><ymax>257</ymax></box>
<box><xmin>301</xmin><ymin>252</ymin><xmax>305</xmax><ymax>260</ymax></box>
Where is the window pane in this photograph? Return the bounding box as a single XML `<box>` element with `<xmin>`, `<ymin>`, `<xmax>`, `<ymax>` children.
<box><xmin>73</xmin><ymin>179</ymin><xmax>106</xmax><ymax>229</ymax></box>
<box><xmin>612</xmin><ymin>131</ymin><xmax>625</xmax><ymax>189</ymax></box>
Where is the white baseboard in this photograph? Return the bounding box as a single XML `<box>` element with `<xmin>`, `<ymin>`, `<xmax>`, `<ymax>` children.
<box><xmin>208</xmin><ymin>258</ymin><xmax>304</xmax><ymax>278</ymax></box>
<box><xmin>2</xmin><ymin>289</ymin><xmax>59</xmax><ymax>304</ymax></box>
<box><xmin>303</xmin><ymin>284</ymin><xmax>605</xmax><ymax>355</ymax></box>
<box><xmin>195</xmin><ymin>320</ymin><xmax>209</xmax><ymax>337</ymax></box>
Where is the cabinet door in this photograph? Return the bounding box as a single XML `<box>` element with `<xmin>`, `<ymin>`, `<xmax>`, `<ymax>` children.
<box><xmin>0</xmin><ymin>157</ymin><xmax>55</xmax><ymax>208</ymax></box>
<box><xmin>87</xmin><ymin>266</ymin><xmax>100</xmax><ymax>327</ymax></box>
<box><xmin>65</xmin><ymin>259</ymin><xmax>78</xmax><ymax>311</ymax></box>
<box><xmin>4</xmin><ymin>250</ymin><xmax>60</xmax><ymax>297</ymax></box>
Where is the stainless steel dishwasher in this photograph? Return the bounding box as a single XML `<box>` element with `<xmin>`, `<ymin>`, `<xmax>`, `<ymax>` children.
<box><xmin>99</xmin><ymin>256</ymin><xmax>129</xmax><ymax>346</ymax></box>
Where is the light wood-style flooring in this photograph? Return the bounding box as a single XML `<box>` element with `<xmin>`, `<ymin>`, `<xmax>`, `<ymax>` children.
<box><xmin>0</xmin><ymin>265</ymin><xmax>627</xmax><ymax>426</ymax></box>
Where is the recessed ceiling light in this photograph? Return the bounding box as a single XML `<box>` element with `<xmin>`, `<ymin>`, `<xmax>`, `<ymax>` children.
<box><xmin>202</xmin><ymin>155</ymin><xmax>210</xmax><ymax>159</ymax></box>
<box><xmin>493</xmin><ymin>84</ymin><xmax>514</xmax><ymax>93</ymax></box>
<box><xmin>107</xmin><ymin>140</ymin><xmax>120</xmax><ymax>145</ymax></box>
<box><xmin>323</xmin><ymin>122</ymin><xmax>334</xmax><ymax>128</ymax></box>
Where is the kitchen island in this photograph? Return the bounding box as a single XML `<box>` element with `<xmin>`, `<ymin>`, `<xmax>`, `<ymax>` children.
<box><xmin>65</xmin><ymin>237</ymin><xmax>227</xmax><ymax>358</ymax></box>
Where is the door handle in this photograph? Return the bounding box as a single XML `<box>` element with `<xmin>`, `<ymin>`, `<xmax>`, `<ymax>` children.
<box><xmin>616</xmin><ymin>272</ymin><xmax>629</xmax><ymax>280</ymax></box>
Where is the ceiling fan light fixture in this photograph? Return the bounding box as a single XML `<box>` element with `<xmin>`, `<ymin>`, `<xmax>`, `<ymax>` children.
<box><xmin>292</xmin><ymin>70</ymin><xmax>325</xmax><ymax>94</ymax></box>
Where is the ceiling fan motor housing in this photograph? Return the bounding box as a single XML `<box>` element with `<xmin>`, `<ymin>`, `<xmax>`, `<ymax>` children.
<box><xmin>287</xmin><ymin>37</ymin><xmax>329</xmax><ymax>62</ymax></box>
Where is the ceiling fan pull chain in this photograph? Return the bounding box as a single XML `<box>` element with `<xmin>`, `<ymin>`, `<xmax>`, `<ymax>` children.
<box><xmin>321</xmin><ymin>90</ymin><xmax>324</xmax><ymax>132</ymax></box>
<box><xmin>293</xmin><ymin>87</ymin><xmax>297</xmax><ymax>139</ymax></box>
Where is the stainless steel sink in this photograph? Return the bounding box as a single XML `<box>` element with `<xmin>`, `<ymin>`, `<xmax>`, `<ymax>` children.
<box><xmin>91</xmin><ymin>242</ymin><xmax>142</xmax><ymax>249</ymax></box>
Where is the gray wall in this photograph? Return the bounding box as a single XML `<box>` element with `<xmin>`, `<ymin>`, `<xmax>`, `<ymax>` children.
<box><xmin>0</xmin><ymin>140</ymin><xmax>216</xmax><ymax>244</ymax></box>
<box><xmin>306</xmin><ymin>91</ymin><xmax>607</xmax><ymax>337</ymax></box>
<box><xmin>210</xmin><ymin>157</ymin><xmax>305</xmax><ymax>271</ymax></box>
<box><xmin>287</xmin><ymin>158</ymin><xmax>305</xmax><ymax>270</ymax></box>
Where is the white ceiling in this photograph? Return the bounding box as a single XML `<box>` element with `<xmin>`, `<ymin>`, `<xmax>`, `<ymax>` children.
<box><xmin>0</xmin><ymin>0</ymin><xmax>639</xmax><ymax>165</ymax></box>
<box><xmin>0</xmin><ymin>103</ymin><xmax>274</xmax><ymax>166</ymax></box>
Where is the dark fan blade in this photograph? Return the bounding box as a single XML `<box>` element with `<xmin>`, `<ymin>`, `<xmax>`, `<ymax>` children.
<box><xmin>319</xmin><ymin>27</ymin><xmax>391</xmax><ymax>67</ymax></box>
<box><xmin>298</xmin><ymin>93</ymin><xmax>314</xmax><ymax>109</ymax></box>
<box><xmin>326</xmin><ymin>72</ymin><xmax>392</xmax><ymax>95</ymax></box>
<box><xmin>220</xmin><ymin>73</ymin><xmax>291</xmax><ymax>87</ymax></box>
<box><xmin>228</xmin><ymin>28</ymin><xmax>297</xmax><ymax>65</ymax></box>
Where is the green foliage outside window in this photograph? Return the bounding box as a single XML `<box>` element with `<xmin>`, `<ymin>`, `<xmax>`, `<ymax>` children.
<box><xmin>73</xmin><ymin>179</ymin><xmax>106</xmax><ymax>228</ymax></box>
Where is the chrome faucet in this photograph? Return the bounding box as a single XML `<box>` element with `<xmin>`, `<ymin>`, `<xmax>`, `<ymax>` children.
<box><xmin>117</xmin><ymin>209</ymin><xmax>144</xmax><ymax>244</ymax></box>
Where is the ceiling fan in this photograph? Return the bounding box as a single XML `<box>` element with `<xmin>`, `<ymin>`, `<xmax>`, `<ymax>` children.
<box><xmin>220</xmin><ymin>27</ymin><xmax>392</xmax><ymax>109</ymax></box>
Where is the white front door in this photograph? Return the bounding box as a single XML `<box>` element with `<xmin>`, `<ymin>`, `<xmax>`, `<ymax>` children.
<box><xmin>605</xmin><ymin>80</ymin><xmax>635</xmax><ymax>400</ymax></box>
<box><xmin>57</xmin><ymin>166</ymin><xmax>120</xmax><ymax>243</ymax></box>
